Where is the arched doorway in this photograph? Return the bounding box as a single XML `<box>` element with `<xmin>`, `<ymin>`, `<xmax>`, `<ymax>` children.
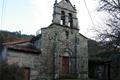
<box><xmin>62</xmin><ymin>56</ymin><xmax>69</xmax><ymax>74</ymax></box>
<box><xmin>60</xmin><ymin>49</ymin><xmax>78</xmax><ymax>78</ymax></box>
<box><xmin>62</xmin><ymin>52</ymin><xmax>70</xmax><ymax>74</ymax></box>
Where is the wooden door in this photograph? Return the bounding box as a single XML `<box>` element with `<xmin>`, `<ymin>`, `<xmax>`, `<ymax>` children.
<box><xmin>62</xmin><ymin>56</ymin><xmax>69</xmax><ymax>74</ymax></box>
<box><xmin>24</xmin><ymin>67</ymin><xmax>30</xmax><ymax>80</ymax></box>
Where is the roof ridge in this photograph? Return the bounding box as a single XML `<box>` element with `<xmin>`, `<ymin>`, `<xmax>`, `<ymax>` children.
<box><xmin>3</xmin><ymin>38</ymin><xmax>31</xmax><ymax>45</ymax></box>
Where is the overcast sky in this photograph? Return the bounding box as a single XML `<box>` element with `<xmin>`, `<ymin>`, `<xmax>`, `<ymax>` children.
<box><xmin>0</xmin><ymin>0</ymin><xmax>105</xmax><ymax>38</ymax></box>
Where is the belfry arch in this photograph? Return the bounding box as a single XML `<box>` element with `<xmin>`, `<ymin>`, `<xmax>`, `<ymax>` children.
<box><xmin>61</xmin><ymin>11</ymin><xmax>66</xmax><ymax>25</ymax></box>
<box><xmin>68</xmin><ymin>13</ymin><xmax>73</xmax><ymax>28</ymax></box>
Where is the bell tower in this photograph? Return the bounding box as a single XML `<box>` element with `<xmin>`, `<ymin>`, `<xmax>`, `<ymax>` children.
<box><xmin>52</xmin><ymin>0</ymin><xmax>79</xmax><ymax>29</ymax></box>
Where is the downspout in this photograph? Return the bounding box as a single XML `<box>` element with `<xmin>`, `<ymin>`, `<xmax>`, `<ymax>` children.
<box><xmin>74</xmin><ymin>34</ymin><xmax>78</xmax><ymax>77</ymax></box>
<box><xmin>53</xmin><ymin>33</ymin><xmax>57</xmax><ymax>80</ymax></box>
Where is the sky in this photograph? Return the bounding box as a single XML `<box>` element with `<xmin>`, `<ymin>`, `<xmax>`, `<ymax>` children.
<box><xmin>0</xmin><ymin>0</ymin><xmax>105</xmax><ymax>38</ymax></box>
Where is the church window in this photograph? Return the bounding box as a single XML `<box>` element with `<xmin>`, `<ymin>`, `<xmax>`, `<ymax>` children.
<box><xmin>65</xmin><ymin>31</ymin><xmax>69</xmax><ymax>39</ymax></box>
<box><xmin>68</xmin><ymin>13</ymin><xmax>73</xmax><ymax>28</ymax></box>
<box><xmin>61</xmin><ymin>11</ymin><xmax>66</xmax><ymax>25</ymax></box>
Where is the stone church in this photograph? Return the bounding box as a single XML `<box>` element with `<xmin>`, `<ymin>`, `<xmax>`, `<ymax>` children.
<box><xmin>2</xmin><ymin>0</ymin><xmax>88</xmax><ymax>80</ymax></box>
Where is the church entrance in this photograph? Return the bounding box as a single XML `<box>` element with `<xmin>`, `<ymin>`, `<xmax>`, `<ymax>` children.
<box><xmin>62</xmin><ymin>56</ymin><xmax>69</xmax><ymax>74</ymax></box>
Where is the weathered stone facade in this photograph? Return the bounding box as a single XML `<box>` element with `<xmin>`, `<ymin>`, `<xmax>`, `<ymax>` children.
<box><xmin>32</xmin><ymin>0</ymin><xmax>88</xmax><ymax>79</ymax></box>
<box><xmin>6</xmin><ymin>50</ymin><xmax>40</xmax><ymax>80</ymax></box>
<box><xmin>3</xmin><ymin>0</ymin><xmax>88</xmax><ymax>80</ymax></box>
<box><xmin>38</xmin><ymin>23</ymin><xmax>88</xmax><ymax>80</ymax></box>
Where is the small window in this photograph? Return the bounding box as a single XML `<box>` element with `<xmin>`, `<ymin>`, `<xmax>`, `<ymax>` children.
<box><xmin>65</xmin><ymin>31</ymin><xmax>69</xmax><ymax>39</ymax></box>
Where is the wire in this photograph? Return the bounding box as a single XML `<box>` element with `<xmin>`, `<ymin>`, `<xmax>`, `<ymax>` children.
<box><xmin>83</xmin><ymin>0</ymin><xmax>101</xmax><ymax>33</ymax></box>
<box><xmin>83</xmin><ymin>0</ymin><xmax>95</xmax><ymax>27</ymax></box>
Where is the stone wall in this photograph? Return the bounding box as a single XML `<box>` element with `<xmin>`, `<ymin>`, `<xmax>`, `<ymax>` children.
<box><xmin>39</xmin><ymin>23</ymin><xmax>88</xmax><ymax>80</ymax></box>
<box><xmin>6</xmin><ymin>49</ymin><xmax>42</xmax><ymax>80</ymax></box>
<box><xmin>6</xmin><ymin>23</ymin><xmax>88</xmax><ymax>80</ymax></box>
<box><xmin>77</xmin><ymin>34</ymin><xmax>88</xmax><ymax>80</ymax></box>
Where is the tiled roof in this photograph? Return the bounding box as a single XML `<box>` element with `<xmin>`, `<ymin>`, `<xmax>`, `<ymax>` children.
<box><xmin>3</xmin><ymin>38</ymin><xmax>31</xmax><ymax>45</ymax></box>
<box><xmin>7</xmin><ymin>45</ymin><xmax>40</xmax><ymax>54</ymax></box>
<box><xmin>3</xmin><ymin>38</ymin><xmax>41</xmax><ymax>54</ymax></box>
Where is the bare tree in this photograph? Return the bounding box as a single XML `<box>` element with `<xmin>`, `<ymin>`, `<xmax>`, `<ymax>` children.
<box><xmin>99</xmin><ymin>0</ymin><xmax>120</xmax><ymax>14</ymax></box>
<box><xmin>97</xmin><ymin>0</ymin><xmax>120</xmax><ymax>51</ymax></box>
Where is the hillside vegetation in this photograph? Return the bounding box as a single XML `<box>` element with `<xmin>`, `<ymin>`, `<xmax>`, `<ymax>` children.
<box><xmin>0</xmin><ymin>30</ymin><xmax>34</xmax><ymax>44</ymax></box>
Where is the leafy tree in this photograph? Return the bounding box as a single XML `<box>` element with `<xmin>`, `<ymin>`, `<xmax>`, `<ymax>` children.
<box><xmin>0</xmin><ymin>61</ymin><xmax>24</xmax><ymax>80</ymax></box>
